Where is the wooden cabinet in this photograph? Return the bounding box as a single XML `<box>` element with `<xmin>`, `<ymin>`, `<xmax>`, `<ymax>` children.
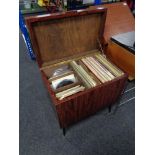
<box><xmin>25</xmin><ymin>8</ymin><xmax>127</xmax><ymax>132</ymax></box>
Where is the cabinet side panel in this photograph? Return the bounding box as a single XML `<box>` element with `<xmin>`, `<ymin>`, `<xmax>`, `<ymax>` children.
<box><xmin>106</xmin><ymin>41</ymin><xmax>135</xmax><ymax>78</ymax></box>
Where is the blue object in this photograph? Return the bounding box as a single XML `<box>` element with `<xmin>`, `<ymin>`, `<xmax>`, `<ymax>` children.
<box><xmin>95</xmin><ymin>0</ymin><xmax>101</xmax><ymax>5</ymax></box>
<box><xmin>19</xmin><ymin>11</ymin><xmax>36</xmax><ymax>60</ymax></box>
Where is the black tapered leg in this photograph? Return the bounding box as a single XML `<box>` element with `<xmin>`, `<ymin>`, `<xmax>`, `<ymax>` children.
<box><xmin>113</xmin><ymin>88</ymin><xmax>126</xmax><ymax>114</ymax></box>
<box><xmin>108</xmin><ymin>105</ymin><xmax>111</xmax><ymax>113</ymax></box>
<box><xmin>63</xmin><ymin>128</ymin><xmax>66</xmax><ymax>136</ymax></box>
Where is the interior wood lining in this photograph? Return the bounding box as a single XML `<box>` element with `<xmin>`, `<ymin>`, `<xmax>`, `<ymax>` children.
<box><xmin>32</xmin><ymin>13</ymin><xmax>103</xmax><ymax>65</ymax></box>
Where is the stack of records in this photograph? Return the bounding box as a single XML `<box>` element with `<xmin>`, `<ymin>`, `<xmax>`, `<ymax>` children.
<box><xmin>47</xmin><ymin>53</ymin><xmax>124</xmax><ymax>100</ymax></box>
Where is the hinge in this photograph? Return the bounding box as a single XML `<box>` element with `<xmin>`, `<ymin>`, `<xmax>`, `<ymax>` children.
<box><xmin>97</xmin><ymin>39</ymin><xmax>106</xmax><ymax>58</ymax></box>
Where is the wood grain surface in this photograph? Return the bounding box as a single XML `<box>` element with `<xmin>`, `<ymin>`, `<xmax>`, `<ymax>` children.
<box><xmin>26</xmin><ymin>9</ymin><xmax>128</xmax><ymax>129</ymax></box>
<box><xmin>41</xmin><ymin>69</ymin><xmax>127</xmax><ymax>128</ymax></box>
<box><xmin>106</xmin><ymin>41</ymin><xmax>135</xmax><ymax>78</ymax></box>
<box><xmin>89</xmin><ymin>2</ymin><xmax>135</xmax><ymax>79</ymax></box>
<box><xmin>89</xmin><ymin>2</ymin><xmax>135</xmax><ymax>43</ymax></box>
<box><xmin>25</xmin><ymin>9</ymin><xmax>107</xmax><ymax>67</ymax></box>
<box><xmin>56</xmin><ymin>74</ymin><xmax>127</xmax><ymax>128</ymax></box>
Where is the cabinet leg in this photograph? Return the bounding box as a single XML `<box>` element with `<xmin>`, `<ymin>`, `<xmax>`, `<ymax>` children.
<box><xmin>108</xmin><ymin>105</ymin><xmax>111</xmax><ymax>113</ymax></box>
<box><xmin>63</xmin><ymin>128</ymin><xmax>66</xmax><ymax>136</ymax></box>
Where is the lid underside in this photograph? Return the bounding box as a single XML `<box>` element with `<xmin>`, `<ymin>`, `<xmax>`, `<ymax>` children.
<box><xmin>26</xmin><ymin>9</ymin><xmax>107</xmax><ymax>67</ymax></box>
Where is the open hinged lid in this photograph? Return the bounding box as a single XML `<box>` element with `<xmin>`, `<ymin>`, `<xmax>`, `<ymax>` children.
<box><xmin>25</xmin><ymin>8</ymin><xmax>107</xmax><ymax>68</ymax></box>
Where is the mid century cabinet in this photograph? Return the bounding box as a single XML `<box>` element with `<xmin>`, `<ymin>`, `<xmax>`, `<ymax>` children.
<box><xmin>25</xmin><ymin>8</ymin><xmax>128</xmax><ymax>135</ymax></box>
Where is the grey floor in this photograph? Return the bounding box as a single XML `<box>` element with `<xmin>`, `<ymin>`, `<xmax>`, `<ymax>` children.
<box><xmin>19</xmin><ymin>32</ymin><xmax>135</xmax><ymax>155</ymax></box>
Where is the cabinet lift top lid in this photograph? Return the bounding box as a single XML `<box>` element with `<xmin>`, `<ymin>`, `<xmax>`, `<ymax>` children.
<box><xmin>25</xmin><ymin>8</ymin><xmax>107</xmax><ymax>67</ymax></box>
